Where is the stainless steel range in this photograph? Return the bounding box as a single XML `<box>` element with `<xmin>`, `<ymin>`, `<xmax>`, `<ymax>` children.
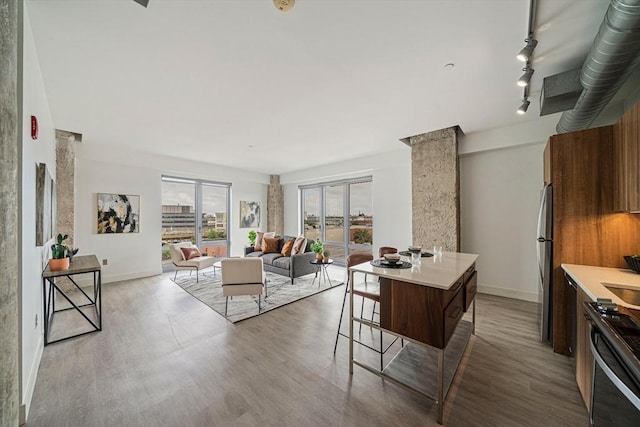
<box><xmin>584</xmin><ymin>300</ymin><xmax>640</xmax><ymax>427</ymax></box>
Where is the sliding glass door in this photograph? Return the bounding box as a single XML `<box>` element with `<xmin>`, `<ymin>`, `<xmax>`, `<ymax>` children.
<box><xmin>300</xmin><ymin>177</ymin><xmax>373</xmax><ymax>265</ymax></box>
<box><xmin>324</xmin><ymin>184</ymin><xmax>346</xmax><ymax>263</ymax></box>
<box><xmin>161</xmin><ymin>176</ymin><xmax>230</xmax><ymax>266</ymax></box>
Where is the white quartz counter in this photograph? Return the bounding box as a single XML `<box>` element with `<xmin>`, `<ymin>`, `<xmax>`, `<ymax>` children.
<box><xmin>350</xmin><ymin>251</ymin><xmax>478</xmax><ymax>290</ymax></box>
<box><xmin>561</xmin><ymin>263</ymin><xmax>640</xmax><ymax>310</ymax></box>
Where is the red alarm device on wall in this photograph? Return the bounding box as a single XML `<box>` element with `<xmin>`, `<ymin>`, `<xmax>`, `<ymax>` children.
<box><xmin>31</xmin><ymin>115</ymin><xmax>38</xmax><ymax>140</ymax></box>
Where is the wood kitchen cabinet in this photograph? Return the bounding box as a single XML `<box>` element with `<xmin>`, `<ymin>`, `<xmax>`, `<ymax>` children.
<box><xmin>575</xmin><ymin>286</ymin><xmax>593</xmax><ymax>411</ymax></box>
<box><xmin>614</xmin><ymin>101</ymin><xmax>640</xmax><ymax>213</ymax></box>
<box><xmin>546</xmin><ymin>126</ymin><xmax>640</xmax><ymax>356</ymax></box>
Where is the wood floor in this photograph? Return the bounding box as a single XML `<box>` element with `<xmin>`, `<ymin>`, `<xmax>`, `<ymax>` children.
<box><xmin>27</xmin><ymin>270</ymin><xmax>588</xmax><ymax>426</ymax></box>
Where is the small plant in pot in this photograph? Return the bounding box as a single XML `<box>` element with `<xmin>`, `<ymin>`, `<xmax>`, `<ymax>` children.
<box><xmin>49</xmin><ymin>233</ymin><xmax>70</xmax><ymax>271</ymax></box>
<box><xmin>248</xmin><ymin>230</ymin><xmax>257</xmax><ymax>246</ymax></box>
<box><xmin>310</xmin><ymin>240</ymin><xmax>324</xmax><ymax>262</ymax></box>
<box><xmin>322</xmin><ymin>249</ymin><xmax>331</xmax><ymax>263</ymax></box>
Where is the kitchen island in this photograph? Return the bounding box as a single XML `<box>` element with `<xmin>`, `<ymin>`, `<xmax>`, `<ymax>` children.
<box><xmin>349</xmin><ymin>251</ymin><xmax>478</xmax><ymax>424</ymax></box>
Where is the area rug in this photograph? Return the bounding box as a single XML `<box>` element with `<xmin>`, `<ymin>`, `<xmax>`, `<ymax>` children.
<box><xmin>171</xmin><ymin>270</ymin><xmax>344</xmax><ymax>323</ymax></box>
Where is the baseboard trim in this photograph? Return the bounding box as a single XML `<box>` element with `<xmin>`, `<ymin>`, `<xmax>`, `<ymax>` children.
<box><xmin>478</xmin><ymin>283</ymin><xmax>539</xmax><ymax>303</ymax></box>
<box><xmin>23</xmin><ymin>334</ymin><xmax>43</xmax><ymax>423</ymax></box>
<box><xmin>103</xmin><ymin>269</ymin><xmax>163</xmax><ymax>284</ymax></box>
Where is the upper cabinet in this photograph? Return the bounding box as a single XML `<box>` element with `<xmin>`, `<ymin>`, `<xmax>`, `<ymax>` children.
<box><xmin>614</xmin><ymin>102</ymin><xmax>640</xmax><ymax>213</ymax></box>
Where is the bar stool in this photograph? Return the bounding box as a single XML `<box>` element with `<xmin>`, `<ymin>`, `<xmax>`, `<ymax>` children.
<box><xmin>360</xmin><ymin>246</ymin><xmax>398</xmax><ymax>332</ymax></box>
<box><xmin>334</xmin><ymin>253</ymin><xmax>396</xmax><ymax>370</ymax></box>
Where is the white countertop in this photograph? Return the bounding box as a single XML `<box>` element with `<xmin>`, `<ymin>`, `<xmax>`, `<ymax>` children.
<box><xmin>350</xmin><ymin>251</ymin><xmax>479</xmax><ymax>290</ymax></box>
<box><xmin>561</xmin><ymin>263</ymin><xmax>640</xmax><ymax>310</ymax></box>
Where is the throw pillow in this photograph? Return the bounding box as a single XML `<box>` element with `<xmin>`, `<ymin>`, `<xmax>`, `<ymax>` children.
<box><xmin>180</xmin><ymin>246</ymin><xmax>201</xmax><ymax>260</ymax></box>
<box><xmin>281</xmin><ymin>239</ymin><xmax>294</xmax><ymax>257</ymax></box>
<box><xmin>254</xmin><ymin>231</ymin><xmax>264</xmax><ymax>251</ymax></box>
<box><xmin>291</xmin><ymin>236</ymin><xmax>308</xmax><ymax>255</ymax></box>
<box><xmin>261</xmin><ymin>231</ymin><xmax>276</xmax><ymax>251</ymax></box>
<box><xmin>262</xmin><ymin>237</ymin><xmax>281</xmax><ymax>254</ymax></box>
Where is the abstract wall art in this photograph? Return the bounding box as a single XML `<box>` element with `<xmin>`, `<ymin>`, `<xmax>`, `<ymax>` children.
<box><xmin>97</xmin><ymin>193</ymin><xmax>140</xmax><ymax>234</ymax></box>
<box><xmin>240</xmin><ymin>201</ymin><xmax>260</xmax><ymax>228</ymax></box>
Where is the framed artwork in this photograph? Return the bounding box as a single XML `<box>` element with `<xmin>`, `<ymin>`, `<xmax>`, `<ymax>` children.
<box><xmin>97</xmin><ymin>193</ymin><xmax>140</xmax><ymax>234</ymax></box>
<box><xmin>35</xmin><ymin>163</ymin><xmax>54</xmax><ymax>246</ymax></box>
<box><xmin>240</xmin><ymin>201</ymin><xmax>260</xmax><ymax>228</ymax></box>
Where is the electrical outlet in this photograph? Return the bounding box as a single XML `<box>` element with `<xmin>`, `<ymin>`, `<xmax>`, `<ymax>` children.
<box><xmin>102</xmin><ymin>259</ymin><xmax>108</xmax><ymax>266</ymax></box>
<box><xmin>35</xmin><ymin>314</ymin><xmax>38</xmax><ymax>328</ymax></box>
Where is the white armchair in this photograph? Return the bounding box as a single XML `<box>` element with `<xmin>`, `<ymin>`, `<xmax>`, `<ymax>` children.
<box><xmin>221</xmin><ymin>258</ymin><xmax>266</xmax><ymax>316</ymax></box>
<box><xmin>169</xmin><ymin>242</ymin><xmax>215</xmax><ymax>283</ymax></box>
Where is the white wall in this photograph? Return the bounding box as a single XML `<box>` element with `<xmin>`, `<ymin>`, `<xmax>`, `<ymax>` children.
<box><xmin>74</xmin><ymin>144</ymin><xmax>270</xmax><ymax>283</ymax></box>
<box><xmin>21</xmin><ymin>4</ymin><xmax>56</xmax><ymax>418</ymax></box>
<box><xmin>280</xmin><ymin>148</ymin><xmax>413</xmax><ymax>256</ymax></box>
<box><xmin>460</xmin><ymin>142</ymin><xmax>545</xmax><ymax>302</ymax></box>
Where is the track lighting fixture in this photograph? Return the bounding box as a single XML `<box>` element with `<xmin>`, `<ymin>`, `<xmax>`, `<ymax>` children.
<box><xmin>517</xmin><ymin>98</ymin><xmax>530</xmax><ymax>115</ymax></box>
<box><xmin>517</xmin><ymin>66</ymin><xmax>534</xmax><ymax>87</ymax></box>
<box><xmin>517</xmin><ymin>38</ymin><xmax>538</xmax><ymax>62</ymax></box>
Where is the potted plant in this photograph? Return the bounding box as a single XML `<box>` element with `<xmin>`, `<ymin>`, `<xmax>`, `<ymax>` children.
<box><xmin>310</xmin><ymin>240</ymin><xmax>324</xmax><ymax>262</ymax></box>
<box><xmin>248</xmin><ymin>230</ymin><xmax>257</xmax><ymax>246</ymax></box>
<box><xmin>49</xmin><ymin>233</ymin><xmax>70</xmax><ymax>271</ymax></box>
<box><xmin>322</xmin><ymin>249</ymin><xmax>330</xmax><ymax>263</ymax></box>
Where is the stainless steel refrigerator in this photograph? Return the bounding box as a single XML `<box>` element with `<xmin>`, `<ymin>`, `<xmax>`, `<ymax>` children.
<box><xmin>536</xmin><ymin>184</ymin><xmax>553</xmax><ymax>344</ymax></box>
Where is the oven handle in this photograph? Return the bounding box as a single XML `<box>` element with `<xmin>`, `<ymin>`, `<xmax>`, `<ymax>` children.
<box><xmin>590</xmin><ymin>329</ymin><xmax>640</xmax><ymax>411</ymax></box>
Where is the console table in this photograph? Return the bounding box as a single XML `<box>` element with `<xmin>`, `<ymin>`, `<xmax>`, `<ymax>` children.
<box><xmin>348</xmin><ymin>251</ymin><xmax>478</xmax><ymax>424</ymax></box>
<box><xmin>42</xmin><ymin>254</ymin><xmax>102</xmax><ymax>345</ymax></box>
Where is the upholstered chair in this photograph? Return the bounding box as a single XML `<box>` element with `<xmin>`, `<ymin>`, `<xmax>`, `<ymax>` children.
<box><xmin>221</xmin><ymin>257</ymin><xmax>266</xmax><ymax>316</ymax></box>
<box><xmin>169</xmin><ymin>242</ymin><xmax>215</xmax><ymax>283</ymax></box>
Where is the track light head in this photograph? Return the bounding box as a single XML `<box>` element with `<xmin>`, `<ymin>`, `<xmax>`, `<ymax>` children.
<box><xmin>517</xmin><ymin>98</ymin><xmax>531</xmax><ymax>115</ymax></box>
<box><xmin>517</xmin><ymin>67</ymin><xmax>534</xmax><ymax>87</ymax></box>
<box><xmin>517</xmin><ymin>38</ymin><xmax>538</xmax><ymax>62</ymax></box>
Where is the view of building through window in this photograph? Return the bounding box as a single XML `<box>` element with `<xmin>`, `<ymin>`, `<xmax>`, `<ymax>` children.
<box><xmin>301</xmin><ymin>178</ymin><xmax>373</xmax><ymax>265</ymax></box>
<box><xmin>161</xmin><ymin>177</ymin><xmax>230</xmax><ymax>266</ymax></box>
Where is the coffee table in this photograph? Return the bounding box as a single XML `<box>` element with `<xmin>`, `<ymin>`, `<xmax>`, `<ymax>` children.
<box><xmin>309</xmin><ymin>258</ymin><xmax>334</xmax><ymax>287</ymax></box>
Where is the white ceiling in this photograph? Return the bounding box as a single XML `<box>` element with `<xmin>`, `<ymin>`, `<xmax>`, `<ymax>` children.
<box><xmin>26</xmin><ymin>0</ymin><xmax>613</xmax><ymax>174</ymax></box>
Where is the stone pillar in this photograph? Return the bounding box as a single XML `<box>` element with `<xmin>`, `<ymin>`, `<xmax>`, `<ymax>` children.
<box><xmin>55</xmin><ymin>130</ymin><xmax>80</xmax><ymax>249</ymax></box>
<box><xmin>408</xmin><ymin>127</ymin><xmax>460</xmax><ymax>252</ymax></box>
<box><xmin>0</xmin><ymin>0</ymin><xmax>20</xmax><ymax>425</ymax></box>
<box><xmin>267</xmin><ymin>175</ymin><xmax>284</xmax><ymax>235</ymax></box>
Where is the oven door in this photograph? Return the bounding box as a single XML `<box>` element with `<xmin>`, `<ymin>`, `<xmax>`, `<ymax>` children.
<box><xmin>590</xmin><ymin>328</ymin><xmax>640</xmax><ymax>427</ymax></box>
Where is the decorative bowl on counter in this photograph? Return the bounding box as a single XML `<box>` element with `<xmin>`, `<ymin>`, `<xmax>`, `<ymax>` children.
<box><xmin>624</xmin><ymin>255</ymin><xmax>640</xmax><ymax>273</ymax></box>
<box><xmin>383</xmin><ymin>253</ymin><xmax>401</xmax><ymax>263</ymax></box>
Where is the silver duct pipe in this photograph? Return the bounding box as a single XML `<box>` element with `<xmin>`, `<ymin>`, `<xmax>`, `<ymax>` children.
<box><xmin>556</xmin><ymin>0</ymin><xmax>640</xmax><ymax>133</ymax></box>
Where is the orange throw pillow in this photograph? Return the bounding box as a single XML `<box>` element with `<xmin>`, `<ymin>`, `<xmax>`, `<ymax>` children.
<box><xmin>281</xmin><ymin>240</ymin><xmax>294</xmax><ymax>257</ymax></box>
<box><xmin>180</xmin><ymin>246</ymin><xmax>201</xmax><ymax>260</ymax></box>
<box><xmin>262</xmin><ymin>237</ymin><xmax>280</xmax><ymax>254</ymax></box>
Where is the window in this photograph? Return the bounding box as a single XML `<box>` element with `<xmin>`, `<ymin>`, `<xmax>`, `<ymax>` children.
<box><xmin>300</xmin><ymin>177</ymin><xmax>373</xmax><ymax>265</ymax></box>
<box><xmin>161</xmin><ymin>176</ymin><xmax>230</xmax><ymax>267</ymax></box>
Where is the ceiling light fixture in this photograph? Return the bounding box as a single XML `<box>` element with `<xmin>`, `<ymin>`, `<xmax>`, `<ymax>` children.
<box><xmin>517</xmin><ymin>38</ymin><xmax>538</xmax><ymax>62</ymax></box>
<box><xmin>515</xmin><ymin>0</ymin><xmax>537</xmax><ymax>115</ymax></box>
<box><xmin>273</xmin><ymin>0</ymin><xmax>295</xmax><ymax>12</ymax></box>
<box><xmin>517</xmin><ymin>98</ymin><xmax>530</xmax><ymax>115</ymax></box>
<box><xmin>517</xmin><ymin>66</ymin><xmax>535</xmax><ymax>87</ymax></box>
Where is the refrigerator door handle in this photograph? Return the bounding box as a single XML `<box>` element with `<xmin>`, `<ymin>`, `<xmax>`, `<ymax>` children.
<box><xmin>536</xmin><ymin>185</ymin><xmax>548</xmax><ymax>284</ymax></box>
<box><xmin>536</xmin><ymin>185</ymin><xmax>548</xmax><ymax>240</ymax></box>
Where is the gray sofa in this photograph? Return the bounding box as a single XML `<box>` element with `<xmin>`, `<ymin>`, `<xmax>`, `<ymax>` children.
<box><xmin>244</xmin><ymin>235</ymin><xmax>317</xmax><ymax>283</ymax></box>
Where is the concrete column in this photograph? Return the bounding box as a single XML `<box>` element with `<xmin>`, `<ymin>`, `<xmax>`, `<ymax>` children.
<box><xmin>55</xmin><ymin>130</ymin><xmax>79</xmax><ymax>249</ymax></box>
<box><xmin>267</xmin><ymin>174</ymin><xmax>284</xmax><ymax>235</ymax></box>
<box><xmin>408</xmin><ymin>127</ymin><xmax>460</xmax><ymax>252</ymax></box>
<box><xmin>0</xmin><ymin>0</ymin><xmax>20</xmax><ymax>425</ymax></box>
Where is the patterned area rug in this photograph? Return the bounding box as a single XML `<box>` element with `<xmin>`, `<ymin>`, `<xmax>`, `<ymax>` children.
<box><xmin>171</xmin><ymin>269</ymin><xmax>344</xmax><ymax>323</ymax></box>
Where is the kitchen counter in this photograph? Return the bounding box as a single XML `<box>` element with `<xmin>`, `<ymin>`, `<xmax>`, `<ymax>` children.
<box><xmin>561</xmin><ymin>263</ymin><xmax>640</xmax><ymax>310</ymax></box>
<box><xmin>350</xmin><ymin>251</ymin><xmax>478</xmax><ymax>289</ymax></box>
